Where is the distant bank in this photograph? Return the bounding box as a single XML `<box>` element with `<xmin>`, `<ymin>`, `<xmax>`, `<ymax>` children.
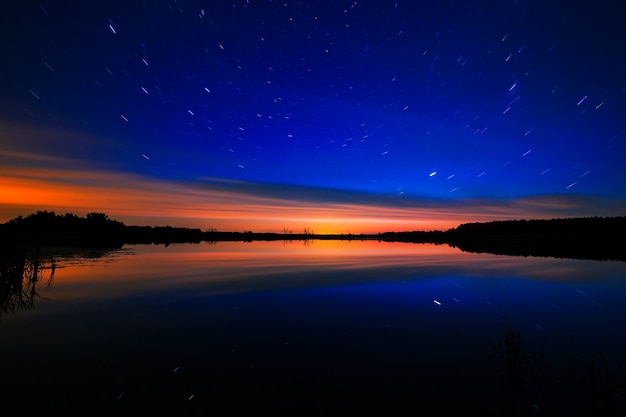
<box><xmin>1</xmin><ymin>211</ymin><xmax>625</xmax><ymax>262</ymax></box>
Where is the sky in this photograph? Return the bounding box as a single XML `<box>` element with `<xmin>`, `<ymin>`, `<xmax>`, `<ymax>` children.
<box><xmin>1</xmin><ymin>0</ymin><xmax>625</xmax><ymax>233</ymax></box>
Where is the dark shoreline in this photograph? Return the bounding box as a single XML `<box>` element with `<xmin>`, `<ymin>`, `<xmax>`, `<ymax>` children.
<box><xmin>1</xmin><ymin>211</ymin><xmax>625</xmax><ymax>262</ymax></box>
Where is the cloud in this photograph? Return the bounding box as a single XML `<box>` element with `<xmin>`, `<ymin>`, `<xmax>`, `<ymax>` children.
<box><xmin>2</xmin><ymin>122</ymin><xmax>624</xmax><ymax>233</ymax></box>
<box><xmin>2</xmin><ymin>157</ymin><xmax>624</xmax><ymax>233</ymax></box>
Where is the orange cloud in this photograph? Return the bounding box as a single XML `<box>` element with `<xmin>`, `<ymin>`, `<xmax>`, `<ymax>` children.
<box><xmin>0</xmin><ymin>165</ymin><xmax>461</xmax><ymax>232</ymax></box>
<box><xmin>2</xmin><ymin>122</ymin><xmax>624</xmax><ymax>233</ymax></box>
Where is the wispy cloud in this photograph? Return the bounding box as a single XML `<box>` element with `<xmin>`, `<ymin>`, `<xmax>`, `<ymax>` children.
<box><xmin>2</xmin><ymin>123</ymin><xmax>624</xmax><ymax>233</ymax></box>
<box><xmin>3</xmin><ymin>160</ymin><xmax>623</xmax><ymax>233</ymax></box>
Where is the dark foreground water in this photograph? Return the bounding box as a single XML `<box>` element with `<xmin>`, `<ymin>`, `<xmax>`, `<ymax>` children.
<box><xmin>1</xmin><ymin>240</ymin><xmax>625</xmax><ymax>415</ymax></box>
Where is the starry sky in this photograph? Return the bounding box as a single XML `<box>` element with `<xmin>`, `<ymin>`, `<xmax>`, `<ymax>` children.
<box><xmin>1</xmin><ymin>1</ymin><xmax>625</xmax><ymax>233</ymax></box>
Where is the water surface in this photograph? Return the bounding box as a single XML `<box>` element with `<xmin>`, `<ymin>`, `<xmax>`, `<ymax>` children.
<box><xmin>1</xmin><ymin>240</ymin><xmax>625</xmax><ymax>415</ymax></box>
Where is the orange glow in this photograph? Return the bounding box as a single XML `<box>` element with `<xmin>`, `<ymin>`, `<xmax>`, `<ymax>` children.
<box><xmin>1</xmin><ymin>160</ymin><xmax>622</xmax><ymax>233</ymax></box>
<box><xmin>2</xmin><ymin>122</ymin><xmax>624</xmax><ymax>233</ymax></box>
<box><xmin>0</xmin><ymin>165</ymin><xmax>458</xmax><ymax>232</ymax></box>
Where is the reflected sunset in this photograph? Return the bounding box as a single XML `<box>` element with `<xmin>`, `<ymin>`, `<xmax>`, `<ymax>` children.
<box><xmin>3</xmin><ymin>242</ymin><xmax>626</xmax><ymax>413</ymax></box>
<box><xmin>39</xmin><ymin>240</ymin><xmax>626</xmax><ymax>304</ymax></box>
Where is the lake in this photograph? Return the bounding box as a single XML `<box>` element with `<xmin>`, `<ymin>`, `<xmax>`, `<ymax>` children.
<box><xmin>1</xmin><ymin>240</ymin><xmax>625</xmax><ymax>415</ymax></box>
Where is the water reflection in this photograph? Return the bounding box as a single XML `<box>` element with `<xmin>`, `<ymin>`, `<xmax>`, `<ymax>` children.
<box><xmin>20</xmin><ymin>240</ymin><xmax>626</xmax><ymax>302</ymax></box>
<box><xmin>46</xmin><ymin>240</ymin><xmax>624</xmax><ymax>312</ymax></box>
<box><xmin>0</xmin><ymin>241</ymin><xmax>625</xmax><ymax>414</ymax></box>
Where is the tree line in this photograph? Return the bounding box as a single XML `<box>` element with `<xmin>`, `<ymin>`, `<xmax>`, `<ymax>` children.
<box><xmin>0</xmin><ymin>211</ymin><xmax>203</xmax><ymax>246</ymax></box>
<box><xmin>0</xmin><ymin>211</ymin><xmax>329</xmax><ymax>246</ymax></box>
<box><xmin>1</xmin><ymin>211</ymin><xmax>624</xmax><ymax>261</ymax></box>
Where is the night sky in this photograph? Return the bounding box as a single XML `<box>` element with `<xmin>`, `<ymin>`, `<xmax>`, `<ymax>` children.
<box><xmin>1</xmin><ymin>1</ymin><xmax>625</xmax><ymax>233</ymax></box>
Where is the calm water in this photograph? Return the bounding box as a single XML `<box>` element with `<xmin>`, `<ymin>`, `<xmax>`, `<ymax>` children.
<box><xmin>1</xmin><ymin>240</ymin><xmax>626</xmax><ymax>415</ymax></box>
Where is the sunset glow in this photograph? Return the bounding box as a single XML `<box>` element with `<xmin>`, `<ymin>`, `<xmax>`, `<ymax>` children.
<box><xmin>3</xmin><ymin>141</ymin><xmax>624</xmax><ymax>233</ymax></box>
